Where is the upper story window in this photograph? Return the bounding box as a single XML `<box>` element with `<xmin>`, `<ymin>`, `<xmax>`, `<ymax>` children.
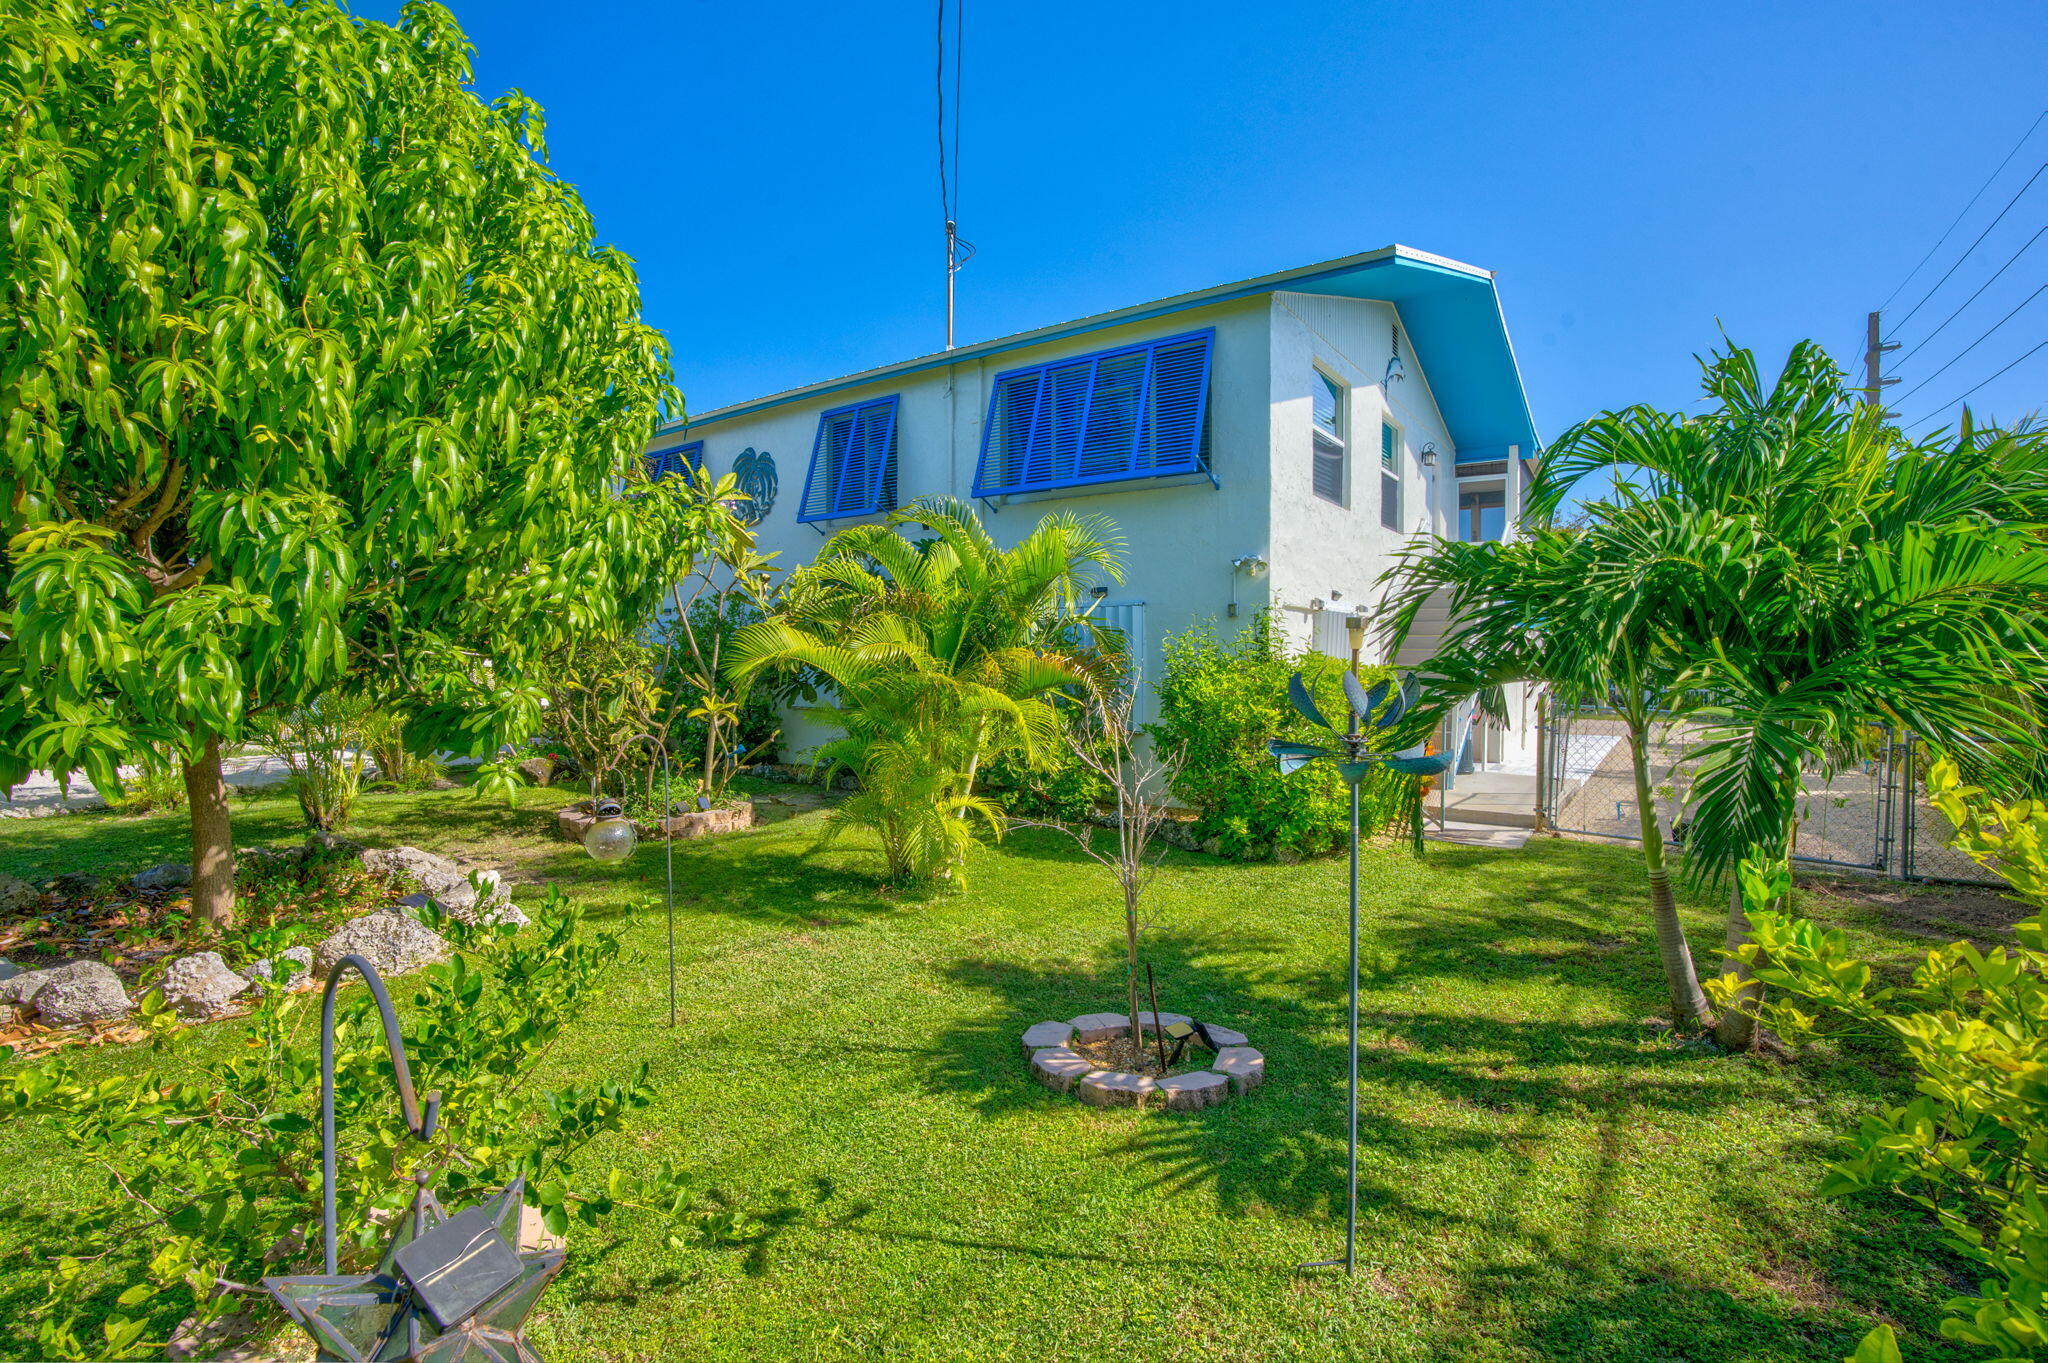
<box><xmin>1312</xmin><ymin>371</ymin><xmax>1346</xmax><ymax>504</ymax></box>
<box><xmin>1379</xmin><ymin>420</ymin><xmax>1401</xmax><ymax>530</ymax></box>
<box><xmin>972</xmin><ymin>329</ymin><xmax>1213</xmax><ymax>498</ymax></box>
<box><xmin>1459</xmin><ymin>486</ymin><xmax>1506</xmax><ymax>542</ymax></box>
<box><xmin>798</xmin><ymin>395</ymin><xmax>899</xmax><ymax>524</ymax></box>
<box><xmin>645</xmin><ymin>440</ymin><xmax>702</xmax><ymax>483</ymax></box>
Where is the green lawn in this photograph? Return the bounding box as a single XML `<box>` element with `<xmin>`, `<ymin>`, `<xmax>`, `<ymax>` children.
<box><xmin>0</xmin><ymin>782</ymin><xmax>1987</xmax><ymax>1362</ymax></box>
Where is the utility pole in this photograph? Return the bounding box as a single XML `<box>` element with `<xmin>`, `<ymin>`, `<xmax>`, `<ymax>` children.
<box><xmin>1862</xmin><ymin>310</ymin><xmax>1900</xmax><ymax>417</ymax></box>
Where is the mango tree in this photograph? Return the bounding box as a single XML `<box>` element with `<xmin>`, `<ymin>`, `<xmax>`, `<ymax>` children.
<box><xmin>0</xmin><ymin>0</ymin><xmax>725</xmax><ymax>925</ymax></box>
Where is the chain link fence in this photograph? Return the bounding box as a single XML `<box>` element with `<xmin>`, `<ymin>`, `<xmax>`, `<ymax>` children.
<box><xmin>1537</xmin><ymin>706</ymin><xmax>2002</xmax><ymax>888</ymax></box>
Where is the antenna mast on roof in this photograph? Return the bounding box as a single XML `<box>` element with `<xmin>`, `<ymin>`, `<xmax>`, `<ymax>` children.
<box><xmin>937</xmin><ymin>0</ymin><xmax>974</xmax><ymax>348</ymax></box>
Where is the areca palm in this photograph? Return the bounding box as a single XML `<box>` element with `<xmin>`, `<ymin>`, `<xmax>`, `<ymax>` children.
<box><xmin>1531</xmin><ymin>342</ymin><xmax>2048</xmax><ymax>1048</ymax></box>
<box><xmin>728</xmin><ymin>496</ymin><xmax>1125</xmax><ymax>885</ymax></box>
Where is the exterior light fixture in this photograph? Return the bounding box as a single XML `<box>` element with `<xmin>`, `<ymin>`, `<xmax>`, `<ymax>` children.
<box><xmin>1268</xmin><ymin>670</ymin><xmax>1449</xmax><ymax>1278</ymax></box>
<box><xmin>1419</xmin><ymin>442</ymin><xmax>1438</xmax><ymax>469</ymax></box>
<box><xmin>579</xmin><ymin>737</ymin><xmax>683</xmax><ymax>1027</ymax></box>
<box><xmin>1309</xmin><ymin>597</ymin><xmax>1325</xmax><ymax>613</ymax></box>
<box><xmin>582</xmin><ymin>799</ymin><xmax>639</xmax><ymax>864</ymax></box>
<box><xmin>1345</xmin><ymin>614</ymin><xmax>1367</xmax><ymax>660</ymax></box>
<box><xmin>1329</xmin><ymin>589</ymin><xmax>1344</xmax><ymax>602</ymax></box>
<box><xmin>1089</xmin><ymin>585</ymin><xmax>1110</xmax><ymax>600</ymax></box>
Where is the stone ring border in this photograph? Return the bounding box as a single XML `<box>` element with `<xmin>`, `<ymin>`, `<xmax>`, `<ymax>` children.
<box><xmin>1022</xmin><ymin>1012</ymin><xmax>1265</xmax><ymax>1111</ymax></box>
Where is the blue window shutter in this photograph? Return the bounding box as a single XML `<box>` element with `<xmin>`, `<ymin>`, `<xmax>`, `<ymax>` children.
<box><xmin>645</xmin><ymin>440</ymin><xmax>702</xmax><ymax>483</ymax></box>
<box><xmin>799</xmin><ymin>396</ymin><xmax>900</xmax><ymax>523</ymax></box>
<box><xmin>972</xmin><ymin>329</ymin><xmax>1213</xmax><ymax>498</ymax></box>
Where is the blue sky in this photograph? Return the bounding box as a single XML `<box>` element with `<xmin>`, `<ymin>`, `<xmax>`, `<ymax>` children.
<box><xmin>373</xmin><ymin>1</ymin><xmax>2044</xmax><ymax>442</ymax></box>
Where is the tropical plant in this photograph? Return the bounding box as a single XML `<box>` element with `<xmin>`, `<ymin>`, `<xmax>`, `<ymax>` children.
<box><xmin>728</xmin><ymin>497</ymin><xmax>1124</xmax><ymax>886</ymax></box>
<box><xmin>251</xmin><ymin>693</ymin><xmax>376</xmax><ymax>830</ymax></box>
<box><xmin>1150</xmin><ymin>614</ymin><xmax>1405</xmax><ymax>860</ymax></box>
<box><xmin>1730</xmin><ymin>760</ymin><xmax>2048</xmax><ymax>1360</ymax></box>
<box><xmin>655</xmin><ymin>478</ymin><xmax>783</xmax><ymax>800</ymax></box>
<box><xmin>536</xmin><ymin>633</ymin><xmax>665</xmax><ymax>806</ymax></box>
<box><xmin>1531</xmin><ymin>341</ymin><xmax>2048</xmax><ymax>1047</ymax></box>
<box><xmin>0</xmin><ymin>892</ymin><xmax>696</xmax><ymax>1361</ymax></box>
<box><xmin>1383</xmin><ymin>528</ymin><xmax>1717</xmax><ymax>1028</ymax></box>
<box><xmin>360</xmin><ymin>709</ymin><xmax>444</xmax><ymax>791</ymax></box>
<box><xmin>114</xmin><ymin>744</ymin><xmax>188</xmax><ymax>816</ymax></box>
<box><xmin>0</xmin><ymin>0</ymin><xmax>729</xmax><ymax>928</ymax></box>
<box><xmin>1389</xmin><ymin>341</ymin><xmax>2048</xmax><ymax>1044</ymax></box>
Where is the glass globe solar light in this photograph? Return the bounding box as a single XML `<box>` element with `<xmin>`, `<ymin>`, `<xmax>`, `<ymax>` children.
<box><xmin>583</xmin><ymin>798</ymin><xmax>640</xmax><ymax>864</ymax></box>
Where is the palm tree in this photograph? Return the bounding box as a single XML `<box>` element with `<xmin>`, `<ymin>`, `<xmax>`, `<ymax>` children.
<box><xmin>728</xmin><ymin>497</ymin><xmax>1125</xmax><ymax>885</ymax></box>
<box><xmin>1529</xmin><ymin>342</ymin><xmax>2048</xmax><ymax>1049</ymax></box>
<box><xmin>1384</xmin><ymin>528</ymin><xmax>1717</xmax><ymax>1030</ymax></box>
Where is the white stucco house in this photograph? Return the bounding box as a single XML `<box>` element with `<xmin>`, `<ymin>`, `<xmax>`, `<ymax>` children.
<box><xmin>647</xmin><ymin>244</ymin><xmax>1542</xmax><ymax>776</ymax></box>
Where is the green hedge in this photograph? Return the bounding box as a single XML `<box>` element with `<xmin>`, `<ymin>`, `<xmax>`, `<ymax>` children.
<box><xmin>1149</xmin><ymin>613</ymin><xmax>1408</xmax><ymax>859</ymax></box>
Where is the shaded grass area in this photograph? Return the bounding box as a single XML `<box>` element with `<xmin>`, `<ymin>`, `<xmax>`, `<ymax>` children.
<box><xmin>0</xmin><ymin>781</ymin><xmax>1979</xmax><ymax>1362</ymax></box>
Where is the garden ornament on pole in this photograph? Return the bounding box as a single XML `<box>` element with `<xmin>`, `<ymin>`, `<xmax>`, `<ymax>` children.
<box><xmin>261</xmin><ymin>955</ymin><xmax>565</xmax><ymax>1361</ymax></box>
<box><xmin>1269</xmin><ymin>666</ymin><xmax>1448</xmax><ymax>1276</ymax></box>
<box><xmin>579</xmin><ymin>735</ymin><xmax>680</xmax><ymax>1028</ymax></box>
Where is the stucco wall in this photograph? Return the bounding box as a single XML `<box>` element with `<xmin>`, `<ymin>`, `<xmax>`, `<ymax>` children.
<box><xmin>679</xmin><ymin>297</ymin><xmax>1272</xmax><ymax>759</ymax></box>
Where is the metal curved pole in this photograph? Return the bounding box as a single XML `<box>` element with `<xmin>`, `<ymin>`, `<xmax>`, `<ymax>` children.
<box><xmin>320</xmin><ymin>954</ymin><xmax>442</xmax><ymax>1275</ymax></box>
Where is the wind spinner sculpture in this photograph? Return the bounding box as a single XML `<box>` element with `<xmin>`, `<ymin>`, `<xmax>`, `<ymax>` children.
<box><xmin>262</xmin><ymin>956</ymin><xmax>565</xmax><ymax>1361</ymax></box>
<box><xmin>1269</xmin><ymin>670</ymin><xmax>1449</xmax><ymax>1277</ymax></box>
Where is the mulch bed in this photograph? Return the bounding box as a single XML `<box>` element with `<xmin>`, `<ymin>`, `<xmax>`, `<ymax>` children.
<box><xmin>1071</xmin><ymin>1030</ymin><xmax>1207</xmax><ymax>1079</ymax></box>
<box><xmin>1800</xmin><ymin>874</ymin><xmax>2034</xmax><ymax>942</ymax></box>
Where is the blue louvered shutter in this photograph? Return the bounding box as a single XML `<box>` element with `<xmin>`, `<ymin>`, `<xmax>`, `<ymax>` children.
<box><xmin>645</xmin><ymin>440</ymin><xmax>702</xmax><ymax>483</ymax></box>
<box><xmin>799</xmin><ymin>396</ymin><xmax>899</xmax><ymax>522</ymax></box>
<box><xmin>973</xmin><ymin>329</ymin><xmax>1213</xmax><ymax>497</ymax></box>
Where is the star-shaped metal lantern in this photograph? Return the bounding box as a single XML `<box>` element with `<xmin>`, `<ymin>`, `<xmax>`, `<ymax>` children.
<box><xmin>262</xmin><ymin>954</ymin><xmax>566</xmax><ymax>1362</ymax></box>
<box><xmin>1269</xmin><ymin>666</ymin><xmax>1449</xmax><ymax>1280</ymax></box>
<box><xmin>264</xmin><ymin>1179</ymin><xmax>564</xmax><ymax>1363</ymax></box>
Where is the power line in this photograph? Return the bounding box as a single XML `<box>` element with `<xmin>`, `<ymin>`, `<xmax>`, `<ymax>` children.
<box><xmin>1894</xmin><ymin>284</ymin><xmax>2047</xmax><ymax>403</ymax></box>
<box><xmin>1888</xmin><ymin>161</ymin><xmax>2048</xmax><ymax>335</ymax></box>
<box><xmin>1895</xmin><ymin>222</ymin><xmax>2048</xmax><ymax>364</ymax></box>
<box><xmin>1905</xmin><ymin>339</ymin><xmax>2048</xmax><ymax>427</ymax></box>
<box><xmin>1878</xmin><ymin>107</ymin><xmax>2048</xmax><ymax>312</ymax></box>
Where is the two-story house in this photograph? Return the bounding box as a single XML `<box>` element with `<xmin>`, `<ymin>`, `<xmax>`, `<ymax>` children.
<box><xmin>648</xmin><ymin>244</ymin><xmax>1542</xmax><ymax>776</ymax></box>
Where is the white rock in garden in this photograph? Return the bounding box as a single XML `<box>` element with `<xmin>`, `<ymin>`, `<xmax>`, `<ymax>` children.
<box><xmin>29</xmin><ymin>960</ymin><xmax>133</xmax><ymax>1027</ymax></box>
<box><xmin>362</xmin><ymin>846</ymin><xmax>518</xmax><ymax>925</ymax></box>
<box><xmin>243</xmin><ymin>946</ymin><xmax>316</xmax><ymax>992</ymax></box>
<box><xmin>131</xmin><ymin>862</ymin><xmax>193</xmax><ymax>891</ymax></box>
<box><xmin>158</xmin><ymin>951</ymin><xmax>251</xmax><ymax>1018</ymax></box>
<box><xmin>0</xmin><ymin>874</ymin><xmax>38</xmax><ymax>914</ymax></box>
<box><xmin>0</xmin><ymin>966</ymin><xmax>46</xmax><ymax>1006</ymax></box>
<box><xmin>315</xmin><ymin>911</ymin><xmax>449</xmax><ymax>979</ymax></box>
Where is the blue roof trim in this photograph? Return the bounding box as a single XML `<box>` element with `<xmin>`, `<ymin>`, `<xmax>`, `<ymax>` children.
<box><xmin>663</xmin><ymin>246</ymin><xmax>1540</xmax><ymax>461</ymax></box>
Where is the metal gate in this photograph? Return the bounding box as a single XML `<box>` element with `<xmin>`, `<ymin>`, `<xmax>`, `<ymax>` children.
<box><xmin>1536</xmin><ymin>705</ymin><xmax>2003</xmax><ymax>888</ymax></box>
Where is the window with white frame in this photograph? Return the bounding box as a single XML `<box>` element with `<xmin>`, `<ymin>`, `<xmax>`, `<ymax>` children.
<box><xmin>1379</xmin><ymin>419</ymin><xmax>1401</xmax><ymax>530</ymax></box>
<box><xmin>1459</xmin><ymin>485</ymin><xmax>1506</xmax><ymax>542</ymax></box>
<box><xmin>1311</xmin><ymin>370</ymin><xmax>1346</xmax><ymax>504</ymax></box>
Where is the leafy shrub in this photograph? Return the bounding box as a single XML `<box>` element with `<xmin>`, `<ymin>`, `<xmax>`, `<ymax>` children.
<box><xmin>1149</xmin><ymin>613</ymin><xmax>1406</xmax><ymax>858</ymax></box>
<box><xmin>114</xmin><ymin>745</ymin><xmax>186</xmax><ymax>815</ymax></box>
<box><xmin>979</xmin><ymin>722</ymin><xmax>1113</xmax><ymax>822</ymax></box>
<box><xmin>1731</xmin><ymin>758</ymin><xmax>2048</xmax><ymax>1361</ymax></box>
<box><xmin>0</xmin><ymin>891</ymin><xmax>693</xmax><ymax>1360</ymax></box>
<box><xmin>658</xmin><ymin>596</ymin><xmax>781</xmax><ymax>791</ymax></box>
<box><xmin>252</xmin><ymin>696</ymin><xmax>375</xmax><ymax>830</ymax></box>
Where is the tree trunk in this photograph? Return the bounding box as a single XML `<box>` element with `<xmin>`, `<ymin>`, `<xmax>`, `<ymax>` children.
<box><xmin>1714</xmin><ymin>878</ymin><xmax>1760</xmax><ymax>1051</ymax></box>
<box><xmin>183</xmin><ymin>734</ymin><xmax>236</xmax><ymax>929</ymax></box>
<box><xmin>1627</xmin><ymin>727</ymin><xmax>1713</xmax><ymax>1030</ymax></box>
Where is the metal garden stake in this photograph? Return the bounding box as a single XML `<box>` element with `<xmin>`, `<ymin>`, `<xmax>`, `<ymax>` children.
<box><xmin>1269</xmin><ymin>655</ymin><xmax>1448</xmax><ymax>1277</ymax></box>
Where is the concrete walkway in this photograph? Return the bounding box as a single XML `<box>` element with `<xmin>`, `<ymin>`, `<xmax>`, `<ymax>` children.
<box><xmin>1429</xmin><ymin>770</ymin><xmax>1540</xmax><ymax>829</ymax></box>
<box><xmin>2</xmin><ymin>755</ymin><xmax>295</xmax><ymax>819</ymax></box>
